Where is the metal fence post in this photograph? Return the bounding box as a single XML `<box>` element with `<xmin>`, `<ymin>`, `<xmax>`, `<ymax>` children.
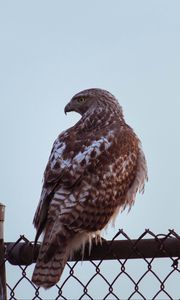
<box><xmin>0</xmin><ymin>203</ymin><xmax>7</xmax><ymax>300</ymax></box>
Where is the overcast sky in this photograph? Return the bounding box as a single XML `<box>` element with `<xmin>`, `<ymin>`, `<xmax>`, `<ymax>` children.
<box><xmin>0</xmin><ymin>1</ymin><xmax>180</xmax><ymax>298</ymax></box>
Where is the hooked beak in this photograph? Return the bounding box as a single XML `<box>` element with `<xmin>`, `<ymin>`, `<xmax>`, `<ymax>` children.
<box><xmin>64</xmin><ymin>102</ymin><xmax>73</xmax><ymax>115</ymax></box>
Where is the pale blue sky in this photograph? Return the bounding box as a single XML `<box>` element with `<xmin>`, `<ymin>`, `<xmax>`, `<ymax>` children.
<box><xmin>0</xmin><ymin>1</ymin><xmax>180</xmax><ymax>298</ymax></box>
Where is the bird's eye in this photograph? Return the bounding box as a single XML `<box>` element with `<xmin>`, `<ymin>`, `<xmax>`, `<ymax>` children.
<box><xmin>77</xmin><ymin>97</ymin><xmax>86</xmax><ymax>103</ymax></box>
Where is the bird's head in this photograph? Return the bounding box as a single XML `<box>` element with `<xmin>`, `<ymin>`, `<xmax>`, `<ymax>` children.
<box><xmin>64</xmin><ymin>88</ymin><xmax>120</xmax><ymax>116</ymax></box>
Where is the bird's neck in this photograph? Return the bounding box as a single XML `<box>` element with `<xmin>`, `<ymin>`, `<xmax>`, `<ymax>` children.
<box><xmin>75</xmin><ymin>105</ymin><xmax>124</xmax><ymax>132</ymax></box>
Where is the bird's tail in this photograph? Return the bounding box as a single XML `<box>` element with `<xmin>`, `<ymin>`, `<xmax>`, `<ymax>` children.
<box><xmin>32</xmin><ymin>224</ymin><xmax>71</xmax><ymax>289</ymax></box>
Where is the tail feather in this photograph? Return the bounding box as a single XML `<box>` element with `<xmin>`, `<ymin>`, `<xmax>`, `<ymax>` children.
<box><xmin>32</xmin><ymin>246</ymin><xmax>69</xmax><ymax>289</ymax></box>
<box><xmin>32</xmin><ymin>223</ymin><xmax>71</xmax><ymax>289</ymax></box>
<box><xmin>32</xmin><ymin>223</ymin><xmax>89</xmax><ymax>288</ymax></box>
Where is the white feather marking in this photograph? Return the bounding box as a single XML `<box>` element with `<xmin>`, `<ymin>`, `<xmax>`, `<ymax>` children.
<box><xmin>61</xmin><ymin>159</ymin><xmax>71</xmax><ymax>168</ymax></box>
<box><xmin>50</xmin><ymin>141</ymin><xmax>67</xmax><ymax>168</ymax></box>
<box><xmin>53</xmin><ymin>188</ymin><xmax>71</xmax><ymax>201</ymax></box>
<box><xmin>74</xmin><ymin>135</ymin><xmax>112</xmax><ymax>165</ymax></box>
<box><xmin>79</xmin><ymin>191</ymin><xmax>89</xmax><ymax>198</ymax></box>
<box><xmin>53</xmin><ymin>193</ymin><xmax>66</xmax><ymax>200</ymax></box>
<box><xmin>69</xmin><ymin>194</ymin><xmax>76</xmax><ymax>202</ymax></box>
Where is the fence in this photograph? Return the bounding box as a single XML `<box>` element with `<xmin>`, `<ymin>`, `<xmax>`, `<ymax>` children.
<box><xmin>0</xmin><ymin>203</ymin><xmax>180</xmax><ymax>299</ymax></box>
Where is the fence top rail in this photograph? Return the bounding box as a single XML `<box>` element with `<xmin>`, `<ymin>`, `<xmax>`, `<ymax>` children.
<box><xmin>5</xmin><ymin>232</ymin><xmax>180</xmax><ymax>266</ymax></box>
<box><xmin>2</xmin><ymin>229</ymin><xmax>180</xmax><ymax>300</ymax></box>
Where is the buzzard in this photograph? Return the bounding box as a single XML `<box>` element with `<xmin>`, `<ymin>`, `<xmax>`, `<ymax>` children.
<box><xmin>32</xmin><ymin>88</ymin><xmax>148</xmax><ymax>288</ymax></box>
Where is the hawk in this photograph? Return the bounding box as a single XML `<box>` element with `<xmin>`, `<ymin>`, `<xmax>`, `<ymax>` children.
<box><xmin>32</xmin><ymin>88</ymin><xmax>148</xmax><ymax>288</ymax></box>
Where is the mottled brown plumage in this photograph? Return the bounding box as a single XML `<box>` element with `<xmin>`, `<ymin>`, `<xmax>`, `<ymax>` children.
<box><xmin>32</xmin><ymin>88</ymin><xmax>148</xmax><ymax>288</ymax></box>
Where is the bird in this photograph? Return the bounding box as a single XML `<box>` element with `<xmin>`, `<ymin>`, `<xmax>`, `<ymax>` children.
<box><xmin>32</xmin><ymin>88</ymin><xmax>148</xmax><ymax>289</ymax></box>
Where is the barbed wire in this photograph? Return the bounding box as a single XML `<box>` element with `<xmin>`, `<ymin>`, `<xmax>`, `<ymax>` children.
<box><xmin>1</xmin><ymin>229</ymin><xmax>180</xmax><ymax>299</ymax></box>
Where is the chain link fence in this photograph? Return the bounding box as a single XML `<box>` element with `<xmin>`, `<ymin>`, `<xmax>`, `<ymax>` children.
<box><xmin>0</xmin><ymin>229</ymin><xmax>180</xmax><ymax>299</ymax></box>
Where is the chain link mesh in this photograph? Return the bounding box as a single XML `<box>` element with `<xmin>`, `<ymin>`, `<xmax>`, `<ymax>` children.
<box><xmin>2</xmin><ymin>229</ymin><xmax>180</xmax><ymax>299</ymax></box>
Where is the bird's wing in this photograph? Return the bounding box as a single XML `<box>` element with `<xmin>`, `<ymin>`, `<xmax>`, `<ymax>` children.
<box><xmin>33</xmin><ymin>129</ymin><xmax>113</xmax><ymax>240</ymax></box>
<box><xmin>33</xmin><ymin>134</ymin><xmax>69</xmax><ymax>242</ymax></box>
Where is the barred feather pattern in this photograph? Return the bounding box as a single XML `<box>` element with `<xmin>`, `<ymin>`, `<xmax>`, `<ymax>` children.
<box><xmin>32</xmin><ymin>88</ymin><xmax>148</xmax><ymax>288</ymax></box>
